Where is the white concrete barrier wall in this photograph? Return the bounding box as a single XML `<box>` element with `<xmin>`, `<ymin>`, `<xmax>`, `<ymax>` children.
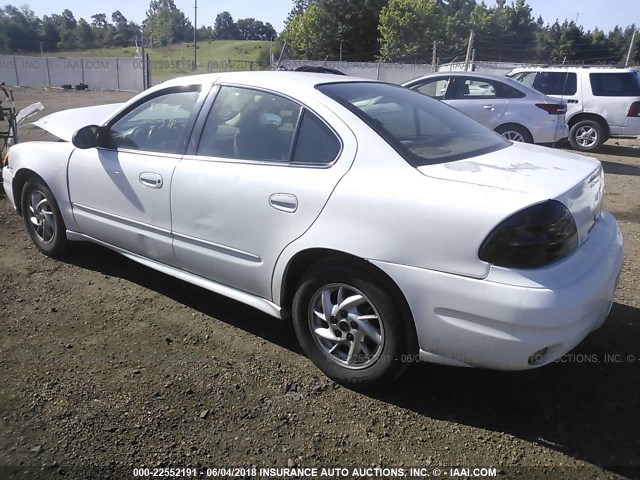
<box><xmin>0</xmin><ymin>56</ymin><xmax>19</xmax><ymax>86</ymax></box>
<box><xmin>0</xmin><ymin>54</ymin><xmax>143</xmax><ymax>91</ymax></box>
<box><xmin>280</xmin><ymin>60</ymin><xmax>434</xmax><ymax>84</ymax></box>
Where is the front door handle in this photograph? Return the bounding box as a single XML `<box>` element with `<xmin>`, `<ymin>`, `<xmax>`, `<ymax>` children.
<box><xmin>139</xmin><ymin>172</ymin><xmax>163</xmax><ymax>189</ymax></box>
<box><xmin>269</xmin><ymin>193</ymin><xmax>298</xmax><ymax>213</ymax></box>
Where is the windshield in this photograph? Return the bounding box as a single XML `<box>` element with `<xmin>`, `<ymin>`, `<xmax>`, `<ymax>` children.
<box><xmin>318</xmin><ymin>82</ymin><xmax>508</xmax><ymax>166</ymax></box>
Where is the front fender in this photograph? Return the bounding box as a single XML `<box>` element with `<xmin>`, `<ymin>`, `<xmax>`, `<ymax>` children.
<box><xmin>8</xmin><ymin>141</ymin><xmax>77</xmax><ymax>230</ymax></box>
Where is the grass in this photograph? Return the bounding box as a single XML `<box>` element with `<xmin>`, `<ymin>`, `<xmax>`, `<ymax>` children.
<box><xmin>54</xmin><ymin>40</ymin><xmax>272</xmax><ymax>81</ymax></box>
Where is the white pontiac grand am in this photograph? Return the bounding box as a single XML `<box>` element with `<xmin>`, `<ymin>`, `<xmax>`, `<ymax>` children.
<box><xmin>2</xmin><ymin>72</ymin><xmax>623</xmax><ymax>387</ymax></box>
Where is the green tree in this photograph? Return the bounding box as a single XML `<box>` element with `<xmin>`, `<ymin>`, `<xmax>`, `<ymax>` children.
<box><xmin>213</xmin><ymin>11</ymin><xmax>240</xmax><ymax>40</ymax></box>
<box><xmin>285</xmin><ymin>0</ymin><xmax>316</xmax><ymax>25</ymax></box>
<box><xmin>379</xmin><ymin>0</ymin><xmax>442</xmax><ymax>62</ymax></box>
<box><xmin>144</xmin><ymin>0</ymin><xmax>191</xmax><ymax>46</ymax></box>
<box><xmin>283</xmin><ymin>0</ymin><xmax>386</xmax><ymax>60</ymax></box>
<box><xmin>282</xmin><ymin>3</ymin><xmax>337</xmax><ymax>58</ymax></box>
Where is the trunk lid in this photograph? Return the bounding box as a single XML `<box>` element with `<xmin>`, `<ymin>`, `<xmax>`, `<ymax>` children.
<box><xmin>418</xmin><ymin>142</ymin><xmax>604</xmax><ymax>246</ymax></box>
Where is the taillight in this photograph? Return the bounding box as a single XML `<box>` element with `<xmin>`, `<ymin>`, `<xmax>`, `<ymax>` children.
<box><xmin>628</xmin><ymin>101</ymin><xmax>640</xmax><ymax>117</ymax></box>
<box><xmin>479</xmin><ymin>200</ymin><xmax>578</xmax><ymax>269</ymax></box>
<box><xmin>536</xmin><ymin>103</ymin><xmax>567</xmax><ymax>115</ymax></box>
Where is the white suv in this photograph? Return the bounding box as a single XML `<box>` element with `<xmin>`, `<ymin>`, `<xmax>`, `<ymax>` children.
<box><xmin>507</xmin><ymin>67</ymin><xmax>640</xmax><ymax>151</ymax></box>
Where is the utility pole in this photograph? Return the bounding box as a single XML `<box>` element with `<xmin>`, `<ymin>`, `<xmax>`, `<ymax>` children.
<box><xmin>625</xmin><ymin>29</ymin><xmax>637</xmax><ymax>67</ymax></box>
<box><xmin>141</xmin><ymin>35</ymin><xmax>146</xmax><ymax>89</ymax></box>
<box><xmin>464</xmin><ymin>30</ymin><xmax>474</xmax><ymax>71</ymax></box>
<box><xmin>193</xmin><ymin>0</ymin><xmax>198</xmax><ymax>70</ymax></box>
<box><xmin>432</xmin><ymin>41</ymin><xmax>437</xmax><ymax>71</ymax></box>
<box><xmin>269</xmin><ymin>38</ymin><xmax>273</xmax><ymax>70</ymax></box>
<box><xmin>277</xmin><ymin>41</ymin><xmax>287</xmax><ymax>70</ymax></box>
<box><xmin>340</xmin><ymin>43</ymin><xmax>343</xmax><ymax>62</ymax></box>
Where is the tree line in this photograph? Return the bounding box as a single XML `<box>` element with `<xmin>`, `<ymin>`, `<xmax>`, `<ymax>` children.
<box><xmin>0</xmin><ymin>1</ymin><xmax>276</xmax><ymax>54</ymax></box>
<box><xmin>282</xmin><ymin>0</ymin><xmax>639</xmax><ymax>65</ymax></box>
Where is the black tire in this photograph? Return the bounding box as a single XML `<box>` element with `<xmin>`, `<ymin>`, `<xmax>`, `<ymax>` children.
<box><xmin>292</xmin><ymin>262</ymin><xmax>416</xmax><ymax>388</ymax></box>
<box><xmin>494</xmin><ymin>124</ymin><xmax>533</xmax><ymax>143</ymax></box>
<box><xmin>569</xmin><ymin>119</ymin><xmax>604</xmax><ymax>152</ymax></box>
<box><xmin>21</xmin><ymin>178</ymin><xmax>70</xmax><ymax>257</ymax></box>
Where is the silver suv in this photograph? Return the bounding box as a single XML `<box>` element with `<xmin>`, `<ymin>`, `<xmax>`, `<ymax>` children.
<box><xmin>507</xmin><ymin>67</ymin><xmax>640</xmax><ymax>152</ymax></box>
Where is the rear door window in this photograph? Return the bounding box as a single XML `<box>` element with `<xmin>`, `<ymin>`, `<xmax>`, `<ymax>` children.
<box><xmin>532</xmin><ymin>72</ymin><xmax>577</xmax><ymax>96</ymax></box>
<box><xmin>589</xmin><ymin>73</ymin><xmax>640</xmax><ymax>96</ymax></box>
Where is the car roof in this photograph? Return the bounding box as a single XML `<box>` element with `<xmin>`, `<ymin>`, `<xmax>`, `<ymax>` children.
<box><xmin>406</xmin><ymin>71</ymin><xmax>514</xmax><ymax>82</ymax></box>
<box><xmin>402</xmin><ymin>70</ymin><xmax>549</xmax><ymax>97</ymax></box>
<box><xmin>153</xmin><ymin>71</ymin><xmax>366</xmax><ymax>95</ymax></box>
<box><xmin>508</xmin><ymin>66</ymin><xmax>638</xmax><ymax>74</ymax></box>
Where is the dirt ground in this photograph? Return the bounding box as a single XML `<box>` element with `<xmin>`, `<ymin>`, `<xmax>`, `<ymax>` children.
<box><xmin>1</xmin><ymin>87</ymin><xmax>639</xmax><ymax>480</ymax></box>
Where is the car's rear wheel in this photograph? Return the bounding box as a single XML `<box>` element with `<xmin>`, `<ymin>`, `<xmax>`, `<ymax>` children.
<box><xmin>495</xmin><ymin>124</ymin><xmax>533</xmax><ymax>143</ymax></box>
<box><xmin>21</xmin><ymin>178</ymin><xmax>70</xmax><ymax>257</ymax></box>
<box><xmin>292</xmin><ymin>262</ymin><xmax>415</xmax><ymax>388</ymax></box>
<box><xmin>569</xmin><ymin>119</ymin><xmax>604</xmax><ymax>152</ymax></box>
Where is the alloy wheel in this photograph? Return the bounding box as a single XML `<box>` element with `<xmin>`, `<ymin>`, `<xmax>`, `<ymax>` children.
<box><xmin>308</xmin><ymin>283</ymin><xmax>385</xmax><ymax>369</ymax></box>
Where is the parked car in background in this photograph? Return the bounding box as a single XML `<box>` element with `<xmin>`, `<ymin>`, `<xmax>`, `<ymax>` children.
<box><xmin>403</xmin><ymin>72</ymin><xmax>568</xmax><ymax>145</ymax></box>
<box><xmin>2</xmin><ymin>72</ymin><xmax>622</xmax><ymax>387</ymax></box>
<box><xmin>507</xmin><ymin>67</ymin><xmax>640</xmax><ymax>152</ymax></box>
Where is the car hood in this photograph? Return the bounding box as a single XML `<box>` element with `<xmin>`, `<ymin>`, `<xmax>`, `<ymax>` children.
<box><xmin>29</xmin><ymin>103</ymin><xmax>124</xmax><ymax>142</ymax></box>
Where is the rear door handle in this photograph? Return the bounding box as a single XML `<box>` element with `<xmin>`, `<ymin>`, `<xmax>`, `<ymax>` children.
<box><xmin>139</xmin><ymin>172</ymin><xmax>163</xmax><ymax>189</ymax></box>
<box><xmin>269</xmin><ymin>193</ymin><xmax>298</xmax><ymax>213</ymax></box>
<box><xmin>483</xmin><ymin>105</ymin><xmax>496</xmax><ymax>111</ymax></box>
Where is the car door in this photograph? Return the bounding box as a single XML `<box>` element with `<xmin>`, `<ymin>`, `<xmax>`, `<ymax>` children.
<box><xmin>68</xmin><ymin>85</ymin><xmax>205</xmax><ymax>265</ymax></box>
<box><xmin>170</xmin><ymin>85</ymin><xmax>356</xmax><ymax>300</ymax></box>
<box><xmin>443</xmin><ymin>76</ymin><xmax>507</xmax><ymax>127</ymax></box>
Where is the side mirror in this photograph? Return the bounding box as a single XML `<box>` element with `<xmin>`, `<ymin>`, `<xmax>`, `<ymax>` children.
<box><xmin>72</xmin><ymin>125</ymin><xmax>102</xmax><ymax>149</ymax></box>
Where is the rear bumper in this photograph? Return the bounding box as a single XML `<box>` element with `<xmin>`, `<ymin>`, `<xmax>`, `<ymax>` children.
<box><xmin>372</xmin><ymin>210</ymin><xmax>623</xmax><ymax>370</ymax></box>
<box><xmin>530</xmin><ymin>122</ymin><xmax>568</xmax><ymax>144</ymax></box>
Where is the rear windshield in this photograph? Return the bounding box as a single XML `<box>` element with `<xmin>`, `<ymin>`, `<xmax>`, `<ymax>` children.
<box><xmin>317</xmin><ymin>82</ymin><xmax>508</xmax><ymax>166</ymax></box>
<box><xmin>589</xmin><ymin>73</ymin><xmax>640</xmax><ymax>96</ymax></box>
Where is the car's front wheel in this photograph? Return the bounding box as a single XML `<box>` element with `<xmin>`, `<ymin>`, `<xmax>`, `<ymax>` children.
<box><xmin>569</xmin><ymin>119</ymin><xmax>604</xmax><ymax>152</ymax></box>
<box><xmin>292</xmin><ymin>262</ymin><xmax>416</xmax><ymax>388</ymax></box>
<box><xmin>21</xmin><ymin>178</ymin><xmax>70</xmax><ymax>257</ymax></box>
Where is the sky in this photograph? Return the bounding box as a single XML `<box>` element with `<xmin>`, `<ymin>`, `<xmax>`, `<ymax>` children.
<box><xmin>14</xmin><ymin>0</ymin><xmax>640</xmax><ymax>35</ymax></box>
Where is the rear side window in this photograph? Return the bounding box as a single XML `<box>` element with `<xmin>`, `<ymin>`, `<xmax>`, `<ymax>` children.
<box><xmin>318</xmin><ymin>82</ymin><xmax>508</xmax><ymax>166</ymax></box>
<box><xmin>533</xmin><ymin>72</ymin><xmax>577</xmax><ymax>96</ymax></box>
<box><xmin>410</xmin><ymin>78</ymin><xmax>450</xmax><ymax>100</ymax></box>
<box><xmin>589</xmin><ymin>73</ymin><xmax>640</xmax><ymax>96</ymax></box>
<box><xmin>512</xmin><ymin>72</ymin><xmax>536</xmax><ymax>88</ymax></box>
<box><xmin>292</xmin><ymin>111</ymin><xmax>341</xmax><ymax>165</ymax></box>
<box><xmin>495</xmin><ymin>82</ymin><xmax>526</xmax><ymax>99</ymax></box>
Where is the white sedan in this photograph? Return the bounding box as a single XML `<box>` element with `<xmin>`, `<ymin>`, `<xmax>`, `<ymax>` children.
<box><xmin>403</xmin><ymin>72</ymin><xmax>569</xmax><ymax>145</ymax></box>
<box><xmin>2</xmin><ymin>72</ymin><xmax>623</xmax><ymax>387</ymax></box>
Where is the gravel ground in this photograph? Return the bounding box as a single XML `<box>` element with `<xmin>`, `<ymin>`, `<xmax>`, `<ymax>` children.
<box><xmin>1</xmin><ymin>87</ymin><xmax>639</xmax><ymax>480</ymax></box>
